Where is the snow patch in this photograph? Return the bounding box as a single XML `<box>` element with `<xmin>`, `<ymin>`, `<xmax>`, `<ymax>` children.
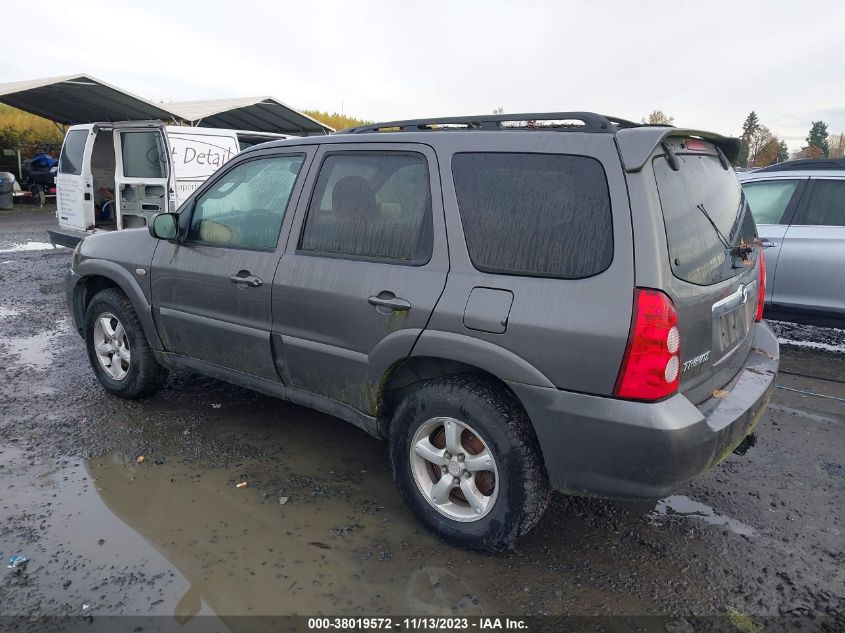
<box><xmin>0</xmin><ymin>241</ymin><xmax>65</xmax><ymax>254</ymax></box>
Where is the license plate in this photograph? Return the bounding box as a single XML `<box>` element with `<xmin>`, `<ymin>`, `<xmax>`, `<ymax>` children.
<box><xmin>712</xmin><ymin>281</ymin><xmax>756</xmax><ymax>354</ymax></box>
<box><xmin>718</xmin><ymin>308</ymin><xmax>749</xmax><ymax>352</ymax></box>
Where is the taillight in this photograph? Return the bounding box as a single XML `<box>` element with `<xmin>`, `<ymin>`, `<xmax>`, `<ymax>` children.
<box><xmin>755</xmin><ymin>248</ymin><xmax>766</xmax><ymax>322</ymax></box>
<box><xmin>615</xmin><ymin>289</ymin><xmax>680</xmax><ymax>401</ymax></box>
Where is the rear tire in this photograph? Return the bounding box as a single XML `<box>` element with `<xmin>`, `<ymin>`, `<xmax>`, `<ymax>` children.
<box><xmin>388</xmin><ymin>374</ymin><xmax>550</xmax><ymax>551</ymax></box>
<box><xmin>84</xmin><ymin>288</ymin><xmax>168</xmax><ymax>399</ymax></box>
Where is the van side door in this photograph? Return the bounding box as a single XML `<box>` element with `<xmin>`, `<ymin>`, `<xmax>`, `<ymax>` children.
<box><xmin>740</xmin><ymin>176</ymin><xmax>808</xmax><ymax>303</ymax></box>
<box><xmin>771</xmin><ymin>177</ymin><xmax>845</xmax><ymax>319</ymax></box>
<box><xmin>151</xmin><ymin>148</ymin><xmax>313</xmax><ymax>379</ymax></box>
<box><xmin>273</xmin><ymin>144</ymin><xmax>448</xmax><ymax>415</ymax></box>
<box><xmin>113</xmin><ymin>122</ymin><xmax>174</xmax><ymax>229</ymax></box>
<box><xmin>56</xmin><ymin>126</ymin><xmax>95</xmax><ymax>231</ymax></box>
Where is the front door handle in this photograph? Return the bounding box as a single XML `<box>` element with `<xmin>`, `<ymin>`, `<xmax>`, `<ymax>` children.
<box><xmin>759</xmin><ymin>240</ymin><xmax>779</xmax><ymax>249</ymax></box>
<box><xmin>230</xmin><ymin>271</ymin><xmax>263</xmax><ymax>287</ymax></box>
<box><xmin>368</xmin><ymin>293</ymin><xmax>411</xmax><ymax>311</ymax></box>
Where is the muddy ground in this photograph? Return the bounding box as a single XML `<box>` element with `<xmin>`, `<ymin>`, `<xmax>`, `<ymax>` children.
<box><xmin>0</xmin><ymin>208</ymin><xmax>843</xmax><ymax>631</ymax></box>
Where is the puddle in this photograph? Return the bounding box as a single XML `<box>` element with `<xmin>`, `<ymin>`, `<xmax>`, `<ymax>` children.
<box><xmin>3</xmin><ymin>318</ymin><xmax>70</xmax><ymax>370</ymax></box>
<box><xmin>651</xmin><ymin>495</ymin><xmax>756</xmax><ymax>537</ymax></box>
<box><xmin>82</xmin><ymin>453</ymin><xmax>492</xmax><ymax>617</ymax></box>
<box><xmin>0</xmin><ymin>241</ymin><xmax>64</xmax><ymax>254</ymax></box>
<box><xmin>0</xmin><ymin>305</ymin><xmax>20</xmax><ymax>318</ymax></box>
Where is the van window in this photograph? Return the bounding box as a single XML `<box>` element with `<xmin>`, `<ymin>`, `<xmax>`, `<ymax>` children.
<box><xmin>59</xmin><ymin>129</ymin><xmax>88</xmax><ymax>176</ymax></box>
<box><xmin>121</xmin><ymin>131</ymin><xmax>167</xmax><ymax>179</ymax></box>
<box><xmin>796</xmin><ymin>179</ymin><xmax>845</xmax><ymax>226</ymax></box>
<box><xmin>188</xmin><ymin>155</ymin><xmax>304</xmax><ymax>249</ymax></box>
<box><xmin>654</xmin><ymin>153</ymin><xmax>757</xmax><ymax>286</ymax></box>
<box><xmin>743</xmin><ymin>179</ymin><xmax>800</xmax><ymax>225</ymax></box>
<box><xmin>299</xmin><ymin>152</ymin><xmax>432</xmax><ymax>264</ymax></box>
<box><xmin>451</xmin><ymin>153</ymin><xmax>613</xmax><ymax>278</ymax></box>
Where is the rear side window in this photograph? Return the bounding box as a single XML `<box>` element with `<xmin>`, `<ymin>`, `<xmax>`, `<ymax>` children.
<box><xmin>654</xmin><ymin>153</ymin><xmax>756</xmax><ymax>286</ymax></box>
<box><xmin>742</xmin><ymin>179</ymin><xmax>800</xmax><ymax>225</ymax></box>
<box><xmin>299</xmin><ymin>152</ymin><xmax>432</xmax><ymax>264</ymax></box>
<box><xmin>121</xmin><ymin>131</ymin><xmax>166</xmax><ymax>179</ymax></box>
<box><xmin>451</xmin><ymin>153</ymin><xmax>613</xmax><ymax>278</ymax></box>
<box><xmin>59</xmin><ymin>129</ymin><xmax>87</xmax><ymax>176</ymax></box>
<box><xmin>796</xmin><ymin>179</ymin><xmax>845</xmax><ymax>226</ymax></box>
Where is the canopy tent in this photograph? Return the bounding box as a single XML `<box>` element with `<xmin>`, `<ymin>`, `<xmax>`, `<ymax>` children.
<box><xmin>166</xmin><ymin>97</ymin><xmax>333</xmax><ymax>135</ymax></box>
<box><xmin>0</xmin><ymin>74</ymin><xmax>175</xmax><ymax>125</ymax></box>
<box><xmin>0</xmin><ymin>74</ymin><xmax>332</xmax><ymax>135</ymax></box>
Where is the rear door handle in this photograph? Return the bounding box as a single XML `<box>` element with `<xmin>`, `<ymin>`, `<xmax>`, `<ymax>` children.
<box><xmin>759</xmin><ymin>240</ymin><xmax>779</xmax><ymax>249</ymax></box>
<box><xmin>368</xmin><ymin>294</ymin><xmax>411</xmax><ymax>311</ymax></box>
<box><xmin>230</xmin><ymin>272</ymin><xmax>263</xmax><ymax>287</ymax></box>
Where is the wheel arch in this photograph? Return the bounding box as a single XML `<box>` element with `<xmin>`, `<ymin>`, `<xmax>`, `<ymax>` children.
<box><xmin>375</xmin><ymin>353</ymin><xmax>549</xmax><ymax>467</ymax></box>
<box><xmin>72</xmin><ymin>260</ymin><xmax>164</xmax><ymax>351</ymax></box>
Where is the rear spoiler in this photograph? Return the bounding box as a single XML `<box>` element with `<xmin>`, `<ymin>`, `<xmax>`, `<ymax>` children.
<box><xmin>615</xmin><ymin>126</ymin><xmax>741</xmax><ymax>173</ymax></box>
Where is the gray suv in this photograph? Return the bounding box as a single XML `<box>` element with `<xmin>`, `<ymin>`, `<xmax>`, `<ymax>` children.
<box><xmin>65</xmin><ymin>113</ymin><xmax>779</xmax><ymax>550</ymax></box>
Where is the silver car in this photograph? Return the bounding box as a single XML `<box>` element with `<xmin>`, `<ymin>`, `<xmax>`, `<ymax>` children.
<box><xmin>739</xmin><ymin>158</ymin><xmax>845</xmax><ymax>327</ymax></box>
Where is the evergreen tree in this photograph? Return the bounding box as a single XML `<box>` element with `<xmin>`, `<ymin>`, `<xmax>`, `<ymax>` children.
<box><xmin>777</xmin><ymin>140</ymin><xmax>789</xmax><ymax>163</ymax></box>
<box><xmin>806</xmin><ymin>121</ymin><xmax>829</xmax><ymax>157</ymax></box>
<box><xmin>738</xmin><ymin>111</ymin><xmax>760</xmax><ymax>167</ymax></box>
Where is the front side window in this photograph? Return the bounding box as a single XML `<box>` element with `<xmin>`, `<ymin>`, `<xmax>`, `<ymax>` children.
<box><xmin>188</xmin><ymin>155</ymin><xmax>304</xmax><ymax>249</ymax></box>
<box><xmin>121</xmin><ymin>131</ymin><xmax>167</xmax><ymax>179</ymax></box>
<box><xmin>451</xmin><ymin>152</ymin><xmax>613</xmax><ymax>278</ymax></box>
<box><xmin>299</xmin><ymin>152</ymin><xmax>432</xmax><ymax>264</ymax></box>
<box><xmin>797</xmin><ymin>179</ymin><xmax>845</xmax><ymax>226</ymax></box>
<box><xmin>742</xmin><ymin>179</ymin><xmax>800</xmax><ymax>225</ymax></box>
<box><xmin>59</xmin><ymin>129</ymin><xmax>87</xmax><ymax>176</ymax></box>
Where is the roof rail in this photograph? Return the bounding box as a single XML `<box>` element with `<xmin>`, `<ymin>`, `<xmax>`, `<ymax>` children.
<box><xmin>752</xmin><ymin>158</ymin><xmax>845</xmax><ymax>173</ymax></box>
<box><xmin>339</xmin><ymin>112</ymin><xmax>640</xmax><ymax>135</ymax></box>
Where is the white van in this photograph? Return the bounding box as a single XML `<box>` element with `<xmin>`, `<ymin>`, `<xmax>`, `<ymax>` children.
<box><xmin>49</xmin><ymin>122</ymin><xmax>287</xmax><ymax>246</ymax></box>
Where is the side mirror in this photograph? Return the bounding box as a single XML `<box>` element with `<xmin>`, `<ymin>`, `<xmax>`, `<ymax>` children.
<box><xmin>149</xmin><ymin>213</ymin><xmax>179</xmax><ymax>240</ymax></box>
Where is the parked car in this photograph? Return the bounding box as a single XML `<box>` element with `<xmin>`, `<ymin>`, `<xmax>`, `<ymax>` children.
<box><xmin>65</xmin><ymin>113</ymin><xmax>778</xmax><ymax>550</ymax></box>
<box><xmin>739</xmin><ymin>158</ymin><xmax>845</xmax><ymax>327</ymax></box>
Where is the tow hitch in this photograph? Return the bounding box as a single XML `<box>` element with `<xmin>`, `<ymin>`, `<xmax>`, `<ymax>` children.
<box><xmin>733</xmin><ymin>433</ymin><xmax>757</xmax><ymax>456</ymax></box>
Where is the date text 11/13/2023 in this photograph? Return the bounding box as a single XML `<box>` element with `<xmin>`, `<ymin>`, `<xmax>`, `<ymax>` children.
<box><xmin>307</xmin><ymin>617</ymin><xmax>529</xmax><ymax>630</ymax></box>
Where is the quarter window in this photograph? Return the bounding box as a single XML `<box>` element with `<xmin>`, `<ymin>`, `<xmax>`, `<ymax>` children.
<box><xmin>59</xmin><ymin>129</ymin><xmax>87</xmax><ymax>176</ymax></box>
<box><xmin>797</xmin><ymin>179</ymin><xmax>845</xmax><ymax>226</ymax></box>
<box><xmin>451</xmin><ymin>152</ymin><xmax>613</xmax><ymax>278</ymax></box>
<box><xmin>742</xmin><ymin>179</ymin><xmax>800</xmax><ymax>225</ymax></box>
<box><xmin>188</xmin><ymin>155</ymin><xmax>305</xmax><ymax>249</ymax></box>
<box><xmin>300</xmin><ymin>152</ymin><xmax>432</xmax><ymax>264</ymax></box>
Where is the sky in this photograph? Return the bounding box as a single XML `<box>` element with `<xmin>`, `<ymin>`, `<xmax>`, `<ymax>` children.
<box><xmin>3</xmin><ymin>0</ymin><xmax>844</xmax><ymax>150</ymax></box>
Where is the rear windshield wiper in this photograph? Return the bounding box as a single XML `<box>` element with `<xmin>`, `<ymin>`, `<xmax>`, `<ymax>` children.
<box><xmin>696</xmin><ymin>203</ymin><xmax>732</xmax><ymax>250</ymax></box>
<box><xmin>696</xmin><ymin>202</ymin><xmax>754</xmax><ymax>264</ymax></box>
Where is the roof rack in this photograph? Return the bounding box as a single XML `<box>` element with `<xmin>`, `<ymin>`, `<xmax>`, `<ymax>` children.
<box><xmin>753</xmin><ymin>158</ymin><xmax>845</xmax><ymax>173</ymax></box>
<box><xmin>339</xmin><ymin>112</ymin><xmax>642</xmax><ymax>135</ymax></box>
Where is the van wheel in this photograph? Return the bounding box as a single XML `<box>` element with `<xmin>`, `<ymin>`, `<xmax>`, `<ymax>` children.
<box><xmin>84</xmin><ymin>288</ymin><xmax>168</xmax><ymax>399</ymax></box>
<box><xmin>388</xmin><ymin>375</ymin><xmax>551</xmax><ymax>551</ymax></box>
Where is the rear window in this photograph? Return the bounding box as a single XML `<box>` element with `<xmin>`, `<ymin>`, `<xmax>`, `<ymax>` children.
<box><xmin>797</xmin><ymin>179</ymin><xmax>845</xmax><ymax>226</ymax></box>
<box><xmin>59</xmin><ymin>129</ymin><xmax>87</xmax><ymax>176</ymax></box>
<box><xmin>121</xmin><ymin>131</ymin><xmax>167</xmax><ymax>179</ymax></box>
<box><xmin>451</xmin><ymin>153</ymin><xmax>613</xmax><ymax>278</ymax></box>
<box><xmin>654</xmin><ymin>152</ymin><xmax>757</xmax><ymax>286</ymax></box>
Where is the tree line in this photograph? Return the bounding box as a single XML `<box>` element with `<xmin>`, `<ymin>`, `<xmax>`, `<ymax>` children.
<box><xmin>642</xmin><ymin>109</ymin><xmax>843</xmax><ymax>168</ymax></box>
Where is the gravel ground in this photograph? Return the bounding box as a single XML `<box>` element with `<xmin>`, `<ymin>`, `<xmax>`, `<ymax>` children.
<box><xmin>1</xmin><ymin>208</ymin><xmax>843</xmax><ymax>631</ymax></box>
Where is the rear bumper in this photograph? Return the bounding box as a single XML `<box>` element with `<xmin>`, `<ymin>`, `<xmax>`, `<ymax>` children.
<box><xmin>510</xmin><ymin>322</ymin><xmax>779</xmax><ymax>499</ymax></box>
<box><xmin>49</xmin><ymin>227</ymin><xmax>88</xmax><ymax>248</ymax></box>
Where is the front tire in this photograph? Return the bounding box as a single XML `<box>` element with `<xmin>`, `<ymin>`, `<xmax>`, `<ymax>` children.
<box><xmin>388</xmin><ymin>375</ymin><xmax>550</xmax><ymax>551</ymax></box>
<box><xmin>84</xmin><ymin>288</ymin><xmax>168</xmax><ymax>399</ymax></box>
